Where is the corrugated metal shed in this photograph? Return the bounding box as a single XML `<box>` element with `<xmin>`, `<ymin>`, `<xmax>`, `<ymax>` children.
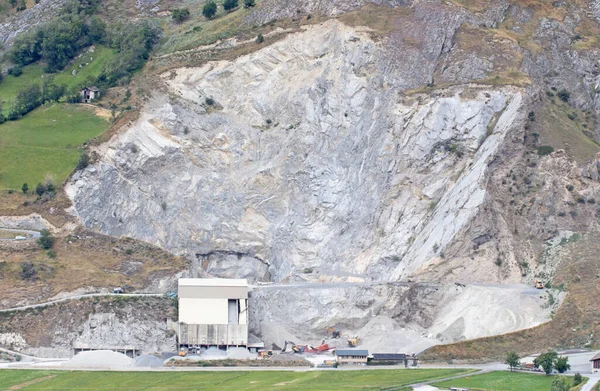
<box><xmin>335</xmin><ymin>349</ymin><xmax>369</xmax><ymax>356</ymax></box>
<box><xmin>372</xmin><ymin>353</ymin><xmax>407</xmax><ymax>360</ymax></box>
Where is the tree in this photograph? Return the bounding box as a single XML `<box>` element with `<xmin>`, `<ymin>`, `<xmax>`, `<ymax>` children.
<box><xmin>38</xmin><ymin>229</ymin><xmax>54</xmax><ymax>250</ymax></box>
<box><xmin>202</xmin><ymin>1</ymin><xmax>217</xmax><ymax>19</ymax></box>
<box><xmin>42</xmin><ymin>76</ymin><xmax>66</xmax><ymax>103</ymax></box>
<box><xmin>533</xmin><ymin>351</ymin><xmax>558</xmax><ymax>375</ymax></box>
<box><xmin>35</xmin><ymin>183</ymin><xmax>46</xmax><ymax>196</ymax></box>
<box><xmin>223</xmin><ymin>0</ymin><xmax>238</xmax><ymax>11</ymax></box>
<box><xmin>171</xmin><ymin>8</ymin><xmax>190</xmax><ymax>23</ymax></box>
<box><xmin>77</xmin><ymin>152</ymin><xmax>90</xmax><ymax>170</ymax></box>
<box><xmin>554</xmin><ymin>356</ymin><xmax>570</xmax><ymax>373</ymax></box>
<box><xmin>557</xmin><ymin>89</ymin><xmax>570</xmax><ymax>102</ymax></box>
<box><xmin>11</xmin><ymin>84</ymin><xmax>42</xmax><ymax>118</ymax></box>
<box><xmin>244</xmin><ymin>0</ymin><xmax>255</xmax><ymax>7</ymax></box>
<box><xmin>21</xmin><ymin>183</ymin><xmax>28</xmax><ymax>194</ymax></box>
<box><xmin>88</xmin><ymin>16</ymin><xmax>106</xmax><ymax>43</ymax></box>
<box><xmin>505</xmin><ymin>352</ymin><xmax>520</xmax><ymax>372</ymax></box>
<box><xmin>550</xmin><ymin>378</ymin><xmax>570</xmax><ymax>391</ymax></box>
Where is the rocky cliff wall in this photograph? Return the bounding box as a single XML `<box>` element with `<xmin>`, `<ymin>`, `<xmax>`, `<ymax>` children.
<box><xmin>63</xmin><ymin>19</ymin><xmax>550</xmax><ymax>350</ymax></box>
<box><xmin>67</xmin><ymin>20</ymin><xmax>525</xmax><ymax>285</ymax></box>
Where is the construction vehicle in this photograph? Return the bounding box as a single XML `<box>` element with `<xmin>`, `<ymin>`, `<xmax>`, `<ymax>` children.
<box><xmin>282</xmin><ymin>341</ymin><xmax>301</xmax><ymax>353</ymax></box>
<box><xmin>258</xmin><ymin>350</ymin><xmax>273</xmax><ymax>359</ymax></box>
<box><xmin>326</xmin><ymin>327</ymin><xmax>342</xmax><ymax>339</ymax></box>
<box><xmin>347</xmin><ymin>336</ymin><xmax>360</xmax><ymax>347</ymax></box>
<box><xmin>534</xmin><ymin>279</ymin><xmax>544</xmax><ymax>289</ymax></box>
<box><xmin>178</xmin><ymin>349</ymin><xmax>187</xmax><ymax>357</ymax></box>
<box><xmin>282</xmin><ymin>341</ymin><xmax>335</xmax><ymax>354</ymax></box>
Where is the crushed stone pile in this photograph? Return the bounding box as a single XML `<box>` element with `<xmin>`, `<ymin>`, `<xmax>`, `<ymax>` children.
<box><xmin>226</xmin><ymin>347</ymin><xmax>256</xmax><ymax>360</ymax></box>
<box><xmin>135</xmin><ymin>354</ymin><xmax>164</xmax><ymax>367</ymax></box>
<box><xmin>63</xmin><ymin>350</ymin><xmax>134</xmax><ymax>369</ymax></box>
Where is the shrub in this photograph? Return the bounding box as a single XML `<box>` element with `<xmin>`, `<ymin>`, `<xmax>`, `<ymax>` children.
<box><xmin>223</xmin><ymin>0</ymin><xmax>238</xmax><ymax>11</ymax></box>
<box><xmin>38</xmin><ymin>229</ymin><xmax>55</xmax><ymax>250</ymax></box>
<box><xmin>244</xmin><ymin>0</ymin><xmax>255</xmax><ymax>7</ymax></box>
<box><xmin>256</xmin><ymin>33</ymin><xmax>264</xmax><ymax>43</ymax></box>
<box><xmin>21</xmin><ymin>183</ymin><xmax>28</xmax><ymax>194</ymax></box>
<box><xmin>172</xmin><ymin>8</ymin><xmax>190</xmax><ymax>23</ymax></box>
<box><xmin>47</xmin><ymin>249</ymin><xmax>57</xmax><ymax>259</ymax></box>
<box><xmin>551</xmin><ymin>378</ymin><xmax>570</xmax><ymax>391</ymax></box>
<box><xmin>11</xmin><ymin>84</ymin><xmax>42</xmax><ymax>119</ymax></box>
<box><xmin>573</xmin><ymin>372</ymin><xmax>583</xmax><ymax>386</ymax></box>
<box><xmin>19</xmin><ymin>261</ymin><xmax>37</xmax><ymax>281</ymax></box>
<box><xmin>528</xmin><ymin>111</ymin><xmax>535</xmax><ymax>121</ymax></box>
<box><xmin>77</xmin><ymin>152</ymin><xmax>90</xmax><ymax>170</ymax></box>
<box><xmin>205</xmin><ymin>97</ymin><xmax>214</xmax><ymax>106</ymax></box>
<box><xmin>566</xmin><ymin>184</ymin><xmax>574</xmax><ymax>191</ymax></box>
<box><xmin>557</xmin><ymin>89</ymin><xmax>570</xmax><ymax>102</ymax></box>
<box><xmin>35</xmin><ymin>183</ymin><xmax>46</xmax><ymax>196</ymax></box>
<box><xmin>537</xmin><ymin>146</ymin><xmax>554</xmax><ymax>156</ymax></box>
<box><xmin>202</xmin><ymin>1</ymin><xmax>217</xmax><ymax>19</ymax></box>
<box><xmin>568</xmin><ymin>113</ymin><xmax>576</xmax><ymax>121</ymax></box>
<box><xmin>7</xmin><ymin>66</ymin><xmax>23</xmax><ymax>77</ymax></box>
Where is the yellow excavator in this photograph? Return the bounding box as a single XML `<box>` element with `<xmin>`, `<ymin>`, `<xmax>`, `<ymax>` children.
<box><xmin>347</xmin><ymin>336</ymin><xmax>360</xmax><ymax>347</ymax></box>
<box><xmin>534</xmin><ymin>279</ymin><xmax>544</xmax><ymax>289</ymax></box>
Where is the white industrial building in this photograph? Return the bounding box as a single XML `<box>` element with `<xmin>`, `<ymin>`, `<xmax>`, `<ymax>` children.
<box><xmin>176</xmin><ymin>278</ymin><xmax>249</xmax><ymax>349</ymax></box>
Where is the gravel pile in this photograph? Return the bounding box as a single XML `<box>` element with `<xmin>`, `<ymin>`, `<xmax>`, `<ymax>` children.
<box><xmin>135</xmin><ymin>354</ymin><xmax>164</xmax><ymax>367</ymax></box>
<box><xmin>226</xmin><ymin>347</ymin><xmax>256</xmax><ymax>360</ymax></box>
<box><xmin>63</xmin><ymin>350</ymin><xmax>134</xmax><ymax>369</ymax></box>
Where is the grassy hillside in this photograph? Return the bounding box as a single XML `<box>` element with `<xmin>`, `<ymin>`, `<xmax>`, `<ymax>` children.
<box><xmin>0</xmin><ymin>103</ymin><xmax>110</xmax><ymax>190</ymax></box>
<box><xmin>0</xmin><ymin>369</ymin><xmax>473</xmax><ymax>391</ymax></box>
<box><xmin>0</xmin><ymin>46</ymin><xmax>116</xmax><ymax>115</ymax></box>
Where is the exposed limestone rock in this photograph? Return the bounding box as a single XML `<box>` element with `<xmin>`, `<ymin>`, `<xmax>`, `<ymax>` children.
<box><xmin>68</xmin><ymin>21</ymin><xmax>524</xmax><ymax>285</ymax></box>
<box><xmin>0</xmin><ymin>0</ymin><xmax>66</xmax><ymax>54</ymax></box>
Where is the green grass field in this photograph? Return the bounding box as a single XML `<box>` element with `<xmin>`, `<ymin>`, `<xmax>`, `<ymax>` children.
<box><xmin>0</xmin><ymin>46</ymin><xmax>116</xmax><ymax>115</ymax></box>
<box><xmin>434</xmin><ymin>371</ymin><xmax>579</xmax><ymax>391</ymax></box>
<box><xmin>0</xmin><ymin>368</ymin><xmax>473</xmax><ymax>390</ymax></box>
<box><xmin>0</xmin><ymin>103</ymin><xmax>110</xmax><ymax>190</ymax></box>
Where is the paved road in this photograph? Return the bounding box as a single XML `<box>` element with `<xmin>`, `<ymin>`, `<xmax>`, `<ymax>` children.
<box><xmin>249</xmin><ymin>281</ymin><xmax>442</xmax><ymax>290</ymax></box>
<box><xmin>582</xmin><ymin>375</ymin><xmax>599</xmax><ymax>391</ymax></box>
<box><xmin>0</xmin><ymin>293</ymin><xmax>164</xmax><ymax>313</ymax></box>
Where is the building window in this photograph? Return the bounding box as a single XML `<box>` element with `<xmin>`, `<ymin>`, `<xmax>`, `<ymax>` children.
<box><xmin>228</xmin><ymin>299</ymin><xmax>238</xmax><ymax>324</ymax></box>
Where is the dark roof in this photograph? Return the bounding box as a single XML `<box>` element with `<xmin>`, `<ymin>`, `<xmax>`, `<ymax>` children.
<box><xmin>590</xmin><ymin>353</ymin><xmax>600</xmax><ymax>361</ymax></box>
<box><xmin>335</xmin><ymin>349</ymin><xmax>369</xmax><ymax>357</ymax></box>
<box><xmin>372</xmin><ymin>353</ymin><xmax>407</xmax><ymax>360</ymax></box>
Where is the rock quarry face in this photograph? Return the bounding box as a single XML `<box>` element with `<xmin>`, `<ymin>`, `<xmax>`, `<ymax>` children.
<box><xmin>68</xmin><ymin>21</ymin><xmax>524</xmax><ymax>283</ymax></box>
<box><xmin>67</xmin><ymin>19</ymin><xmax>550</xmax><ymax>348</ymax></box>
